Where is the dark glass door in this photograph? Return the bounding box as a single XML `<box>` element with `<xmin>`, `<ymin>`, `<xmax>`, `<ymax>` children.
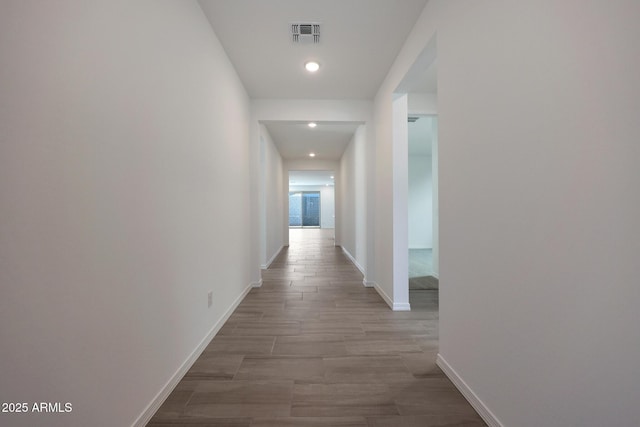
<box><xmin>301</xmin><ymin>192</ymin><xmax>320</xmax><ymax>227</ymax></box>
<box><xmin>289</xmin><ymin>191</ymin><xmax>320</xmax><ymax>227</ymax></box>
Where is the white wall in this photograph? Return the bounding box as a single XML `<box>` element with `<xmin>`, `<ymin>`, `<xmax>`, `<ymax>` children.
<box><xmin>321</xmin><ymin>187</ymin><xmax>336</xmax><ymax>229</ymax></box>
<box><xmin>376</xmin><ymin>1</ymin><xmax>640</xmax><ymax>426</ymax></box>
<box><xmin>289</xmin><ymin>185</ymin><xmax>335</xmax><ymax>229</ymax></box>
<box><xmin>408</xmin><ymin>93</ymin><xmax>438</xmax><ymax>114</ymax></box>
<box><xmin>260</xmin><ymin>126</ymin><xmax>284</xmax><ymax>268</ymax></box>
<box><xmin>338</xmin><ymin>125</ymin><xmax>367</xmax><ymax>274</ymax></box>
<box><xmin>252</xmin><ymin>99</ymin><xmax>372</xmax><ymax>123</ymax></box>
<box><xmin>391</xmin><ymin>94</ymin><xmax>410</xmax><ymax>310</ymax></box>
<box><xmin>431</xmin><ymin>120</ymin><xmax>439</xmax><ymax>277</ymax></box>
<box><xmin>0</xmin><ymin>1</ymin><xmax>251</xmax><ymax>426</ymax></box>
<box><xmin>408</xmin><ymin>156</ymin><xmax>433</xmax><ymax>248</ymax></box>
<box><xmin>373</xmin><ymin>98</ymin><xmax>395</xmax><ymax>302</ymax></box>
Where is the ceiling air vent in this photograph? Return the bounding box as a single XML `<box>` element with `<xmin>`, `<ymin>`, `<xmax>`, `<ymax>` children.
<box><xmin>291</xmin><ymin>23</ymin><xmax>321</xmax><ymax>44</ymax></box>
<box><xmin>408</xmin><ymin>116</ymin><xmax>420</xmax><ymax>123</ymax></box>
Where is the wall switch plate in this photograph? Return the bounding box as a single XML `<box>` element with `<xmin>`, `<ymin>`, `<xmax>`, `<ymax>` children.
<box><xmin>207</xmin><ymin>291</ymin><xmax>213</xmax><ymax>308</ymax></box>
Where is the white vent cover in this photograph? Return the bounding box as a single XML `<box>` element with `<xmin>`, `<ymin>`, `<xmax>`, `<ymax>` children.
<box><xmin>291</xmin><ymin>23</ymin><xmax>321</xmax><ymax>44</ymax></box>
<box><xmin>408</xmin><ymin>116</ymin><xmax>420</xmax><ymax>123</ymax></box>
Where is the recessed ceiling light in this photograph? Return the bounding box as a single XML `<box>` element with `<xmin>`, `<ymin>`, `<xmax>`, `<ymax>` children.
<box><xmin>305</xmin><ymin>61</ymin><xmax>320</xmax><ymax>72</ymax></box>
<box><xmin>308</xmin><ymin>122</ymin><xmax>317</xmax><ymax>128</ymax></box>
<box><xmin>330</xmin><ymin>176</ymin><xmax>334</xmax><ymax>179</ymax></box>
<box><xmin>309</xmin><ymin>152</ymin><xmax>316</xmax><ymax>157</ymax></box>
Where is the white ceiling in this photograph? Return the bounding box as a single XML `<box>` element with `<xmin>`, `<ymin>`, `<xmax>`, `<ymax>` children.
<box><xmin>200</xmin><ymin>1</ymin><xmax>431</xmax><ymax>163</ymax></box>
<box><xmin>264</xmin><ymin>121</ymin><xmax>360</xmax><ymax>160</ymax></box>
<box><xmin>198</xmin><ymin>0</ymin><xmax>429</xmax><ymax>99</ymax></box>
<box><xmin>289</xmin><ymin>170</ymin><xmax>335</xmax><ymax>187</ymax></box>
<box><xmin>406</xmin><ymin>61</ymin><xmax>437</xmax><ymax>93</ymax></box>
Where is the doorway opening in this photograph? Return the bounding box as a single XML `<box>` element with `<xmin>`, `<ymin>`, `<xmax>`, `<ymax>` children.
<box><xmin>391</xmin><ymin>34</ymin><xmax>438</xmax><ymax>311</ymax></box>
<box><xmin>408</xmin><ymin>115</ymin><xmax>438</xmax><ymax>292</ymax></box>
<box><xmin>288</xmin><ymin>170</ymin><xmax>335</xmax><ymax>233</ymax></box>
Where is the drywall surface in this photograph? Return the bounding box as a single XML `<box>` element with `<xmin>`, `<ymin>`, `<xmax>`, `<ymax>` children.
<box><xmin>260</xmin><ymin>125</ymin><xmax>284</xmax><ymax>267</ymax></box>
<box><xmin>252</xmin><ymin>99</ymin><xmax>371</xmax><ymax>123</ymax></box>
<box><xmin>0</xmin><ymin>1</ymin><xmax>251</xmax><ymax>426</ymax></box>
<box><xmin>376</xmin><ymin>0</ymin><xmax>640</xmax><ymax>426</ymax></box>
<box><xmin>408</xmin><ymin>93</ymin><xmax>438</xmax><ymax>114</ymax></box>
<box><xmin>408</xmin><ymin>155</ymin><xmax>433</xmax><ymax>248</ymax></box>
<box><xmin>372</xmin><ymin>94</ymin><xmax>395</xmax><ymax>299</ymax></box>
<box><xmin>338</xmin><ymin>125</ymin><xmax>368</xmax><ymax>272</ymax></box>
<box><xmin>431</xmin><ymin>119</ymin><xmax>439</xmax><ymax>277</ymax></box>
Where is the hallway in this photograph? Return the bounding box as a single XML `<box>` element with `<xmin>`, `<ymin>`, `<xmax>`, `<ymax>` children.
<box><xmin>148</xmin><ymin>229</ymin><xmax>485</xmax><ymax>426</ymax></box>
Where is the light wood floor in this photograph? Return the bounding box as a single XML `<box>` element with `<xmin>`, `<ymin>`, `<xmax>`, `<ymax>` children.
<box><xmin>147</xmin><ymin>229</ymin><xmax>485</xmax><ymax>427</ymax></box>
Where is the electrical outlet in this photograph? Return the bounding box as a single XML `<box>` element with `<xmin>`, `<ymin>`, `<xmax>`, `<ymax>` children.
<box><xmin>207</xmin><ymin>291</ymin><xmax>213</xmax><ymax>308</ymax></box>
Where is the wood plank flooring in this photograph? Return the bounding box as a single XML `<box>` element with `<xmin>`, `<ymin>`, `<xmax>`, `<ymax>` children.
<box><xmin>147</xmin><ymin>229</ymin><xmax>486</xmax><ymax>427</ymax></box>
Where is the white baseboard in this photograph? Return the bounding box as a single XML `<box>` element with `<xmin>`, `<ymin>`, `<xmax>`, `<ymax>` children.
<box><xmin>132</xmin><ymin>282</ymin><xmax>253</xmax><ymax>427</ymax></box>
<box><xmin>251</xmin><ymin>279</ymin><xmax>263</xmax><ymax>288</ymax></box>
<box><xmin>368</xmin><ymin>281</ymin><xmax>410</xmax><ymax>311</ymax></box>
<box><xmin>261</xmin><ymin>245</ymin><xmax>285</xmax><ymax>270</ymax></box>
<box><xmin>436</xmin><ymin>354</ymin><xmax>503</xmax><ymax>427</ymax></box>
<box><xmin>393</xmin><ymin>302</ymin><xmax>411</xmax><ymax>311</ymax></box>
<box><xmin>339</xmin><ymin>246</ymin><xmax>364</xmax><ymax>275</ymax></box>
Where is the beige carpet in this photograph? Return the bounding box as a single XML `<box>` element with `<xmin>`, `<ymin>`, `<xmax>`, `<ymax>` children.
<box><xmin>409</xmin><ymin>275</ymin><xmax>439</xmax><ymax>290</ymax></box>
